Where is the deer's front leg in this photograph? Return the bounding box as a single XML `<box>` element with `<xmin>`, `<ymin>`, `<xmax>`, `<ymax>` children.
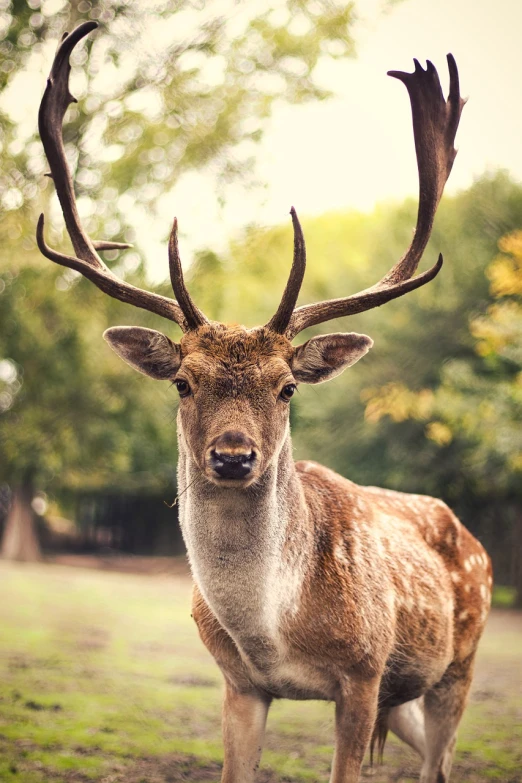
<box><xmin>329</xmin><ymin>676</ymin><xmax>380</xmax><ymax>783</ymax></box>
<box><xmin>221</xmin><ymin>682</ymin><xmax>271</xmax><ymax>783</ymax></box>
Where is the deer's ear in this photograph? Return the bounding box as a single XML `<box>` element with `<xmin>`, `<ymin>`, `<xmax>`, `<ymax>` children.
<box><xmin>292</xmin><ymin>332</ymin><xmax>373</xmax><ymax>385</ymax></box>
<box><xmin>103</xmin><ymin>326</ymin><xmax>182</xmax><ymax>380</ymax></box>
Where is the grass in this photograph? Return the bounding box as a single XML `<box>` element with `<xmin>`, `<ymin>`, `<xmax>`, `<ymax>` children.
<box><xmin>0</xmin><ymin>561</ymin><xmax>521</xmax><ymax>782</ymax></box>
<box><xmin>491</xmin><ymin>584</ymin><xmax>518</xmax><ymax>609</ymax></box>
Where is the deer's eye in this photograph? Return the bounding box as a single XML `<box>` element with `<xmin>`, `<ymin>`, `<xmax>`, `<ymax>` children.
<box><xmin>175</xmin><ymin>379</ymin><xmax>191</xmax><ymax>397</ymax></box>
<box><xmin>280</xmin><ymin>383</ymin><xmax>297</xmax><ymax>402</ymax></box>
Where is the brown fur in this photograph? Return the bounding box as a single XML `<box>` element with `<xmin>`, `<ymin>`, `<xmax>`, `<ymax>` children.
<box><xmin>176</xmin><ymin>328</ymin><xmax>491</xmax><ymax>782</ymax></box>
<box><xmin>107</xmin><ymin>323</ymin><xmax>491</xmax><ymax>782</ymax></box>
<box><xmin>193</xmin><ymin>463</ymin><xmax>491</xmax><ymax>703</ymax></box>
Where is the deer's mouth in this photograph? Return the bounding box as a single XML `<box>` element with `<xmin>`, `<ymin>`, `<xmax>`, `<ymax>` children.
<box><xmin>205</xmin><ymin>450</ymin><xmax>260</xmax><ymax>488</ymax></box>
<box><xmin>208</xmin><ymin>474</ymin><xmax>258</xmax><ymax>488</ymax></box>
<box><xmin>211</xmin><ymin>450</ymin><xmax>256</xmax><ymax>479</ymax></box>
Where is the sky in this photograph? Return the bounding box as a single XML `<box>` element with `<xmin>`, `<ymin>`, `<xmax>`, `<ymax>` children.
<box><xmin>149</xmin><ymin>0</ymin><xmax>522</xmax><ymax>280</ymax></box>
<box><xmin>3</xmin><ymin>0</ymin><xmax>522</xmax><ymax>280</ymax></box>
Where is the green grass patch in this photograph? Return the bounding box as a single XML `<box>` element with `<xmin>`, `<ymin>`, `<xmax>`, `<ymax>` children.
<box><xmin>492</xmin><ymin>584</ymin><xmax>517</xmax><ymax>608</ymax></box>
<box><xmin>0</xmin><ymin>561</ymin><xmax>521</xmax><ymax>782</ymax></box>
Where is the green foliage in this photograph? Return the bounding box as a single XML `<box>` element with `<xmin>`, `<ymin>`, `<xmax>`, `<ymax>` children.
<box><xmin>0</xmin><ymin>0</ymin><xmax>358</xmax><ymax>497</ymax></box>
<box><xmin>492</xmin><ymin>585</ymin><xmax>517</xmax><ymax>609</ymax></box>
<box><xmin>203</xmin><ymin>172</ymin><xmax>522</xmax><ymax>588</ymax></box>
<box><xmin>0</xmin><ymin>258</ymin><xmax>179</xmax><ymax>490</ymax></box>
<box><xmin>0</xmin><ymin>0</ymin><xmax>356</xmax><ymax>238</ymax></box>
<box><xmin>0</xmin><ymin>3</ymin><xmax>520</xmax><ymax>587</ymax></box>
<box><xmin>217</xmin><ymin>172</ymin><xmax>522</xmax><ymax>497</ymax></box>
<box><xmin>352</xmin><ymin>189</ymin><xmax>522</xmax><ymax>561</ymax></box>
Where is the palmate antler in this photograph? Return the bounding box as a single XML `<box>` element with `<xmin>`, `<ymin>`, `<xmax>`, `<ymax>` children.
<box><xmin>268</xmin><ymin>56</ymin><xmax>465</xmax><ymax>339</ymax></box>
<box><xmin>37</xmin><ymin>22</ymin><xmax>464</xmax><ymax>341</ymax></box>
<box><xmin>37</xmin><ymin>21</ymin><xmax>207</xmax><ymax>332</ymax></box>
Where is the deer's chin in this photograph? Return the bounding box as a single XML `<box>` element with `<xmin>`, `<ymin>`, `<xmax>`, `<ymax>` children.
<box><xmin>205</xmin><ymin>469</ymin><xmax>259</xmax><ymax>489</ymax></box>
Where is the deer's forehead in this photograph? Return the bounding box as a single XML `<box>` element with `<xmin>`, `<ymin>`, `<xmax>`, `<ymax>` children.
<box><xmin>179</xmin><ymin>327</ymin><xmax>294</xmax><ymax>388</ymax></box>
<box><xmin>181</xmin><ymin>327</ymin><xmax>293</xmax><ymax>365</ymax></box>
<box><xmin>181</xmin><ymin>352</ymin><xmax>292</xmax><ymax>386</ymax></box>
<box><xmin>181</xmin><ymin>325</ymin><xmax>292</xmax><ymax>353</ymax></box>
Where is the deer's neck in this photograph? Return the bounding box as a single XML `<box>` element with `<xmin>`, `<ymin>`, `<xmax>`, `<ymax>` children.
<box><xmin>177</xmin><ymin>427</ymin><xmax>310</xmax><ymax>642</ymax></box>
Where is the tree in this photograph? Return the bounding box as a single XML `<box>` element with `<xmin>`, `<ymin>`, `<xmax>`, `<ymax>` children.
<box><xmin>1</xmin><ymin>0</ymin><xmax>356</xmax><ymax>244</ymax></box>
<box><xmin>211</xmin><ymin>171</ymin><xmax>522</xmax><ymax>590</ymax></box>
<box><xmin>357</xmin><ymin>199</ymin><xmax>522</xmax><ymax>598</ymax></box>
<box><xmin>0</xmin><ymin>0</ymin><xmax>360</xmax><ymax>558</ymax></box>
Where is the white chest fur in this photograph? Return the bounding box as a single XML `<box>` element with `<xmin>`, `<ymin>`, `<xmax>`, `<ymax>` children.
<box><xmin>192</xmin><ymin>550</ymin><xmax>332</xmax><ymax>700</ymax></box>
<box><xmin>179</xmin><ymin>462</ymin><xmax>320</xmax><ymax>693</ymax></box>
<box><xmin>177</xmin><ymin>430</ymin><xmax>324</xmax><ymax>697</ymax></box>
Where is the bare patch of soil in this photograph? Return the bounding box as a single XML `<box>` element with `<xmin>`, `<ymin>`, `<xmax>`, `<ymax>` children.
<box><xmin>19</xmin><ymin>755</ymin><xmax>286</xmax><ymax>783</ymax></box>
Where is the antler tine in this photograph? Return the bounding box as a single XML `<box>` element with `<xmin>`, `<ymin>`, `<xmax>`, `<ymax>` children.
<box><xmin>92</xmin><ymin>240</ymin><xmax>134</xmax><ymax>251</ymax></box>
<box><xmin>287</xmin><ymin>254</ymin><xmax>443</xmax><ymax>337</ymax></box>
<box><xmin>37</xmin><ymin>21</ymin><xmax>202</xmax><ymax>332</ymax></box>
<box><xmin>168</xmin><ymin>218</ymin><xmax>208</xmax><ymax>330</ymax></box>
<box><xmin>380</xmin><ymin>54</ymin><xmax>465</xmax><ymax>285</ymax></box>
<box><xmin>266</xmin><ymin>207</ymin><xmax>306</xmax><ymax>335</ymax></box>
<box><xmin>285</xmin><ymin>55</ymin><xmax>465</xmax><ymax>340</ymax></box>
<box><xmin>37</xmin><ymin>215</ymin><xmax>188</xmax><ymax>325</ymax></box>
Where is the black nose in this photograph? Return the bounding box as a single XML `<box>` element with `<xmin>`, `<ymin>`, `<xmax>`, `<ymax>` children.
<box><xmin>209</xmin><ymin>431</ymin><xmax>257</xmax><ymax>480</ymax></box>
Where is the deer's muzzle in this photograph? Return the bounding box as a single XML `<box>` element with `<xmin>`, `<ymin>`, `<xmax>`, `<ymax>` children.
<box><xmin>207</xmin><ymin>431</ymin><xmax>258</xmax><ymax>483</ymax></box>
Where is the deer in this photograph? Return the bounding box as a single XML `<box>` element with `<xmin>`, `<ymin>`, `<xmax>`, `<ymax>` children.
<box><xmin>37</xmin><ymin>21</ymin><xmax>492</xmax><ymax>783</ymax></box>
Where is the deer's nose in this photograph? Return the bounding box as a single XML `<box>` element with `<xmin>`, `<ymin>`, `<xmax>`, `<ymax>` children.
<box><xmin>208</xmin><ymin>431</ymin><xmax>257</xmax><ymax>480</ymax></box>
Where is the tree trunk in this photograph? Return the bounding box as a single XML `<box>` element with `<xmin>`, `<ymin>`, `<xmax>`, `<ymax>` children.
<box><xmin>513</xmin><ymin>508</ymin><xmax>522</xmax><ymax>609</ymax></box>
<box><xmin>1</xmin><ymin>482</ymin><xmax>41</xmax><ymax>562</ymax></box>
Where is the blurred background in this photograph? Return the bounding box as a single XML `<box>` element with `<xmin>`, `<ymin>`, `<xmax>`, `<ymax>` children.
<box><xmin>0</xmin><ymin>1</ymin><xmax>521</xmax><ymax>781</ymax></box>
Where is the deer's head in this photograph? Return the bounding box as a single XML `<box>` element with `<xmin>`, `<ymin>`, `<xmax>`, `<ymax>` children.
<box><xmin>103</xmin><ymin>322</ymin><xmax>372</xmax><ymax>486</ymax></box>
<box><xmin>37</xmin><ymin>22</ymin><xmax>464</xmax><ymax>486</ymax></box>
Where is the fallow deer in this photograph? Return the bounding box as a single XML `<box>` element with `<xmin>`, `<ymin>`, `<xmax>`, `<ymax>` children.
<box><xmin>37</xmin><ymin>22</ymin><xmax>492</xmax><ymax>783</ymax></box>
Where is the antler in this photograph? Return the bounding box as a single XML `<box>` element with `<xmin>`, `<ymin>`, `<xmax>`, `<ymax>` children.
<box><xmin>270</xmin><ymin>55</ymin><xmax>465</xmax><ymax>339</ymax></box>
<box><xmin>266</xmin><ymin>207</ymin><xmax>306</xmax><ymax>334</ymax></box>
<box><xmin>37</xmin><ymin>21</ymin><xmax>207</xmax><ymax>332</ymax></box>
